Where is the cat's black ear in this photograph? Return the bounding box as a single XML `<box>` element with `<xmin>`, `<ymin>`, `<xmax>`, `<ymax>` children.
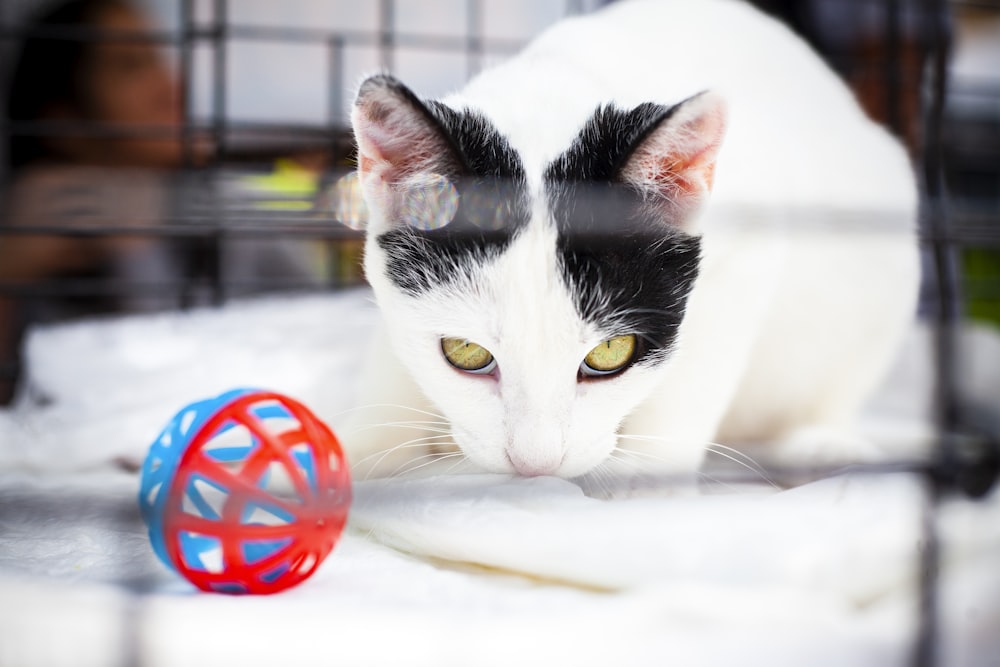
<box><xmin>351</xmin><ymin>74</ymin><xmax>462</xmax><ymax>189</ymax></box>
<box><xmin>619</xmin><ymin>91</ymin><xmax>727</xmax><ymax>230</ymax></box>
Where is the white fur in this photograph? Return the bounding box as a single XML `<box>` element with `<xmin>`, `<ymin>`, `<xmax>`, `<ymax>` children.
<box><xmin>347</xmin><ymin>0</ymin><xmax>920</xmax><ymax>481</ymax></box>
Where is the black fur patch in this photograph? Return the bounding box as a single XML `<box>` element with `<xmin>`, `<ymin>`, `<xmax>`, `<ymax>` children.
<box><xmin>374</xmin><ymin>90</ymin><xmax>530</xmax><ymax>295</ymax></box>
<box><xmin>545</xmin><ymin>103</ymin><xmax>702</xmax><ymax>365</ymax></box>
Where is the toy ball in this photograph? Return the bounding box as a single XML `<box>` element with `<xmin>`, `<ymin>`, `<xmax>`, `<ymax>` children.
<box><xmin>138</xmin><ymin>388</ymin><xmax>351</xmax><ymax>594</ymax></box>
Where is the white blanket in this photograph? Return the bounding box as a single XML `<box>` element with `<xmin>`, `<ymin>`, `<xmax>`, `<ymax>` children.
<box><xmin>1</xmin><ymin>291</ymin><xmax>998</xmax><ymax>666</ymax></box>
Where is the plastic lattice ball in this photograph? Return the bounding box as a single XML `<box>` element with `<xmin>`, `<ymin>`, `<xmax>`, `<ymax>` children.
<box><xmin>138</xmin><ymin>389</ymin><xmax>351</xmax><ymax>594</ymax></box>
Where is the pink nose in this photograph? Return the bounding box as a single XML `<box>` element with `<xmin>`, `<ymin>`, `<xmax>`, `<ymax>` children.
<box><xmin>506</xmin><ymin>449</ymin><xmax>562</xmax><ymax>477</ymax></box>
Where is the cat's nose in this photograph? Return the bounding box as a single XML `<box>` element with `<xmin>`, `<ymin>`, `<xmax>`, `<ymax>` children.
<box><xmin>505</xmin><ymin>447</ymin><xmax>562</xmax><ymax>477</ymax></box>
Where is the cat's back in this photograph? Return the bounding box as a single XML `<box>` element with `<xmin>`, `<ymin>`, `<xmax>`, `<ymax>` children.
<box><xmin>449</xmin><ymin>0</ymin><xmax>913</xmax><ymax>210</ymax></box>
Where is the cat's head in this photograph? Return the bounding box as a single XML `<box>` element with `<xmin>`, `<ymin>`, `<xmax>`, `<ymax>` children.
<box><xmin>351</xmin><ymin>74</ymin><xmax>726</xmax><ymax>478</ymax></box>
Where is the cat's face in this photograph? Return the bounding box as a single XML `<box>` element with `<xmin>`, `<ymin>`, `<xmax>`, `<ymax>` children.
<box><xmin>352</xmin><ymin>75</ymin><xmax>725</xmax><ymax>477</ymax></box>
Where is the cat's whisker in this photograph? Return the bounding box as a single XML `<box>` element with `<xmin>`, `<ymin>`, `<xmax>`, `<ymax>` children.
<box><xmin>699</xmin><ymin>443</ymin><xmax>779</xmax><ymax>489</ymax></box>
<box><xmin>616</xmin><ymin>433</ymin><xmax>780</xmax><ymax>489</ymax></box>
<box><xmin>342</xmin><ymin>420</ymin><xmax>452</xmax><ymax>438</ymax></box>
<box><xmin>608</xmin><ymin>452</ymin><xmax>656</xmax><ymax>478</ymax></box>
<box><xmin>584</xmin><ymin>462</ymin><xmax>606</xmax><ymax>492</ymax></box>
<box><xmin>347</xmin><ymin>418</ymin><xmax>452</xmax><ymax>430</ymax></box>
<box><xmin>608</xmin><ymin>448</ymin><xmax>744</xmax><ymax>493</ymax></box>
<box><xmin>332</xmin><ymin>403</ymin><xmax>448</xmax><ymax>422</ymax></box>
<box><xmin>580</xmin><ymin>458</ymin><xmax>627</xmax><ymax>498</ymax></box>
<box><xmin>615</xmin><ymin>433</ymin><xmax>680</xmax><ymax>443</ymax></box>
<box><xmin>385</xmin><ymin>450</ymin><xmax>455</xmax><ymax>477</ymax></box>
<box><xmin>704</xmin><ymin>443</ymin><xmax>776</xmax><ymax>480</ymax></box>
<box><xmin>354</xmin><ymin>436</ymin><xmax>458</xmax><ymax>481</ymax></box>
<box><xmin>391</xmin><ymin>451</ymin><xmax>465</xmax><ymax>478</ymax></box>
<box><xmin>694</xmin><ymin>470</ymin><xmax>740</xmax><ymax>493</ymax></box>
<box><xmin>349</xmin><ymin>434</ymin><xmax>457</xmax><ymax>469</ymax></box>
<box><xmin>611</xmin><ymin>441</ymin><xmax>688</xmax><ymax>466</ymax></box>
<box><xmin>595</xmin><ymin>463</ymin><xmax>619</xmax><ymax>498</ymax></box>
<box><xmin>442</xmin><ymin>454</ymin><xmax>474</xmax><ymax>475</ymax></box>
<box><xmin>704</xmin><ymin>453</ymin><xmax>780</xmax><ymax>489</ymax></box>
<box><xmin>609</xmin><ymin>447</ymin><xmax>697</xmax><ymax>490</ymax></box>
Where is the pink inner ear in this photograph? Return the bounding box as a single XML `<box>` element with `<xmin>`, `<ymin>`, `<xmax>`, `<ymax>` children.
<box><xmin>352</xmin><ymin>99</ymin><xmax>451</xmax><ymax>187</ymax></box>
<box><xmin>621</xmin><ymin>93</ymin><xmax>728</xmax><ymax>221</ymax></box>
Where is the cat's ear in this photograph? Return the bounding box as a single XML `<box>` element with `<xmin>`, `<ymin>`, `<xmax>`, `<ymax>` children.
<box><xmin>619</xmin><ymin>92</ymin><xmax>727</xmax><ymax>231</ymax></box>
<box><xmin>352</xmin><ymin>74</ymin><xmax>461</xmax><ymax>190</ymax></box>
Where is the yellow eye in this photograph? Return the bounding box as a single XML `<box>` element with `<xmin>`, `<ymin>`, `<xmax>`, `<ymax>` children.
<box><xmin>441</xmin><ymin>337</ymin><xmax>496</xmax><ymax>374</ymax></box>
<box><xmin>581</xmin><ymin>335</ymin><xmax>637</xmax><ymax>377</ymax></box>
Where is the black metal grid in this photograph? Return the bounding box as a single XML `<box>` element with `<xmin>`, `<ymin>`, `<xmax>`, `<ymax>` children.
<box><xmin>0</xmin><ymin>1</ymin><xmax>998</xmax><ymax>665</ymax></box>
<box><xmin>0</xmin><ymin>0</ymin><xmax>594</xmax><ymax>306</ymax></box>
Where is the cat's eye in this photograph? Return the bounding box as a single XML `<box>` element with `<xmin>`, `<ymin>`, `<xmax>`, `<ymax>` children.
<box><xmin>441</xmin><ymin>337</ymin><xmax>496</xmax><ymax>374</ymax></box>
<box><xmin>580</xmin><ymin>335</ymin><xmax>638</xmax><ymax>377</ymax></box>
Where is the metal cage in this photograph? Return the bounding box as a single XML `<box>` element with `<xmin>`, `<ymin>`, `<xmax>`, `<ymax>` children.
<box><xmin>1</xmin><ymin>1</ymin><xmax>998</xmax><ymax>665</ymax></box>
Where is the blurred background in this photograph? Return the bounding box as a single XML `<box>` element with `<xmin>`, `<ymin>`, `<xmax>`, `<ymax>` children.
<box><xmin>0</xmin><ymin>0</ymin><xmax>997</xmax><ymax>412</ymax></box>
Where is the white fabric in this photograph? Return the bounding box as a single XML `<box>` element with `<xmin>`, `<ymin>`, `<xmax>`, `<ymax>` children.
<box><xmin>1</xmin><ymin>291</ymin><xmax>998</xmax><ymax>666</ymax></box>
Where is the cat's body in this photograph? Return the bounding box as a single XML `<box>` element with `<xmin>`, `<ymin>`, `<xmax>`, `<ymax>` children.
<box><xmin>345</xmin><ymin>0</ymin><xmax>919</xmax><ymax>482</ymax></box>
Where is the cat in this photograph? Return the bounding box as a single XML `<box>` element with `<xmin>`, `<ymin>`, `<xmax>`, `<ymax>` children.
<box><xmin>342</xmin><ymin>0</ymin><xmax>919</xmax><ymax>484</ymax></box>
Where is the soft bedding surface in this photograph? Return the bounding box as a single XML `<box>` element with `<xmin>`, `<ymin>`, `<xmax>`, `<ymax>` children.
<box><xmin>1</xmin><ymin>291</ymin><xmax>998</xmax><ymax>666</ymax></box>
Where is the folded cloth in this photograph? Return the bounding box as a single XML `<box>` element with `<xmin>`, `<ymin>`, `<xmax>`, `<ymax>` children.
<box><xmin>1</xmin><ymin>470</ymin><xmax>998</xmax><ymax>666</ymax></box>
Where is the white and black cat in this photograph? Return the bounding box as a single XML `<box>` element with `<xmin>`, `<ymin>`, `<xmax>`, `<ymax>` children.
<box><xmin>344</xmin><ymin>0</ymin><xmax>919</xmax><ymax>482</ymax></box>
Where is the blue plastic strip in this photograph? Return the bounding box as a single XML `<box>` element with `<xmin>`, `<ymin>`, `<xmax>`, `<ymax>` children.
<box><xmin>178</xmin><ymin>532</ymin><xmax>222</xmax><ymax>573</ymax></box>
<box><xmin>241</xmin><ymin>537</ymin><xmax>294</xmax><ymax>565</ymax></box>
<box><xmin>292</xmin><ymin>448</ymin><xmax>319</xmax><ymax>493</ymax></box>
<box><xmin>250</xmin><ymin>402</ymin><xmax>293</xmax><ymax>422</ymax></box>
<box><xmin>203</xmin><ymin>444</ymin><xmax>255</xmax><ymax>463</ymax></box>
<box><xmin>258</xmin><ymin>562</ymin><xmax>290</xmax><ymax>584</ymax></box>
<box><xmin>185</xmin><ymin>474</ymin><xmax>231</xmax><ymax>521</ymax></box>
<box><xmin>210</xmin><ymin>582</ymin><xmax>248</xmax><ymax>594</ymax></box>
<box><xmin>137</xmin><ymin>388</ymin><xmax>263</xmax><ymax>572</ymax></box>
